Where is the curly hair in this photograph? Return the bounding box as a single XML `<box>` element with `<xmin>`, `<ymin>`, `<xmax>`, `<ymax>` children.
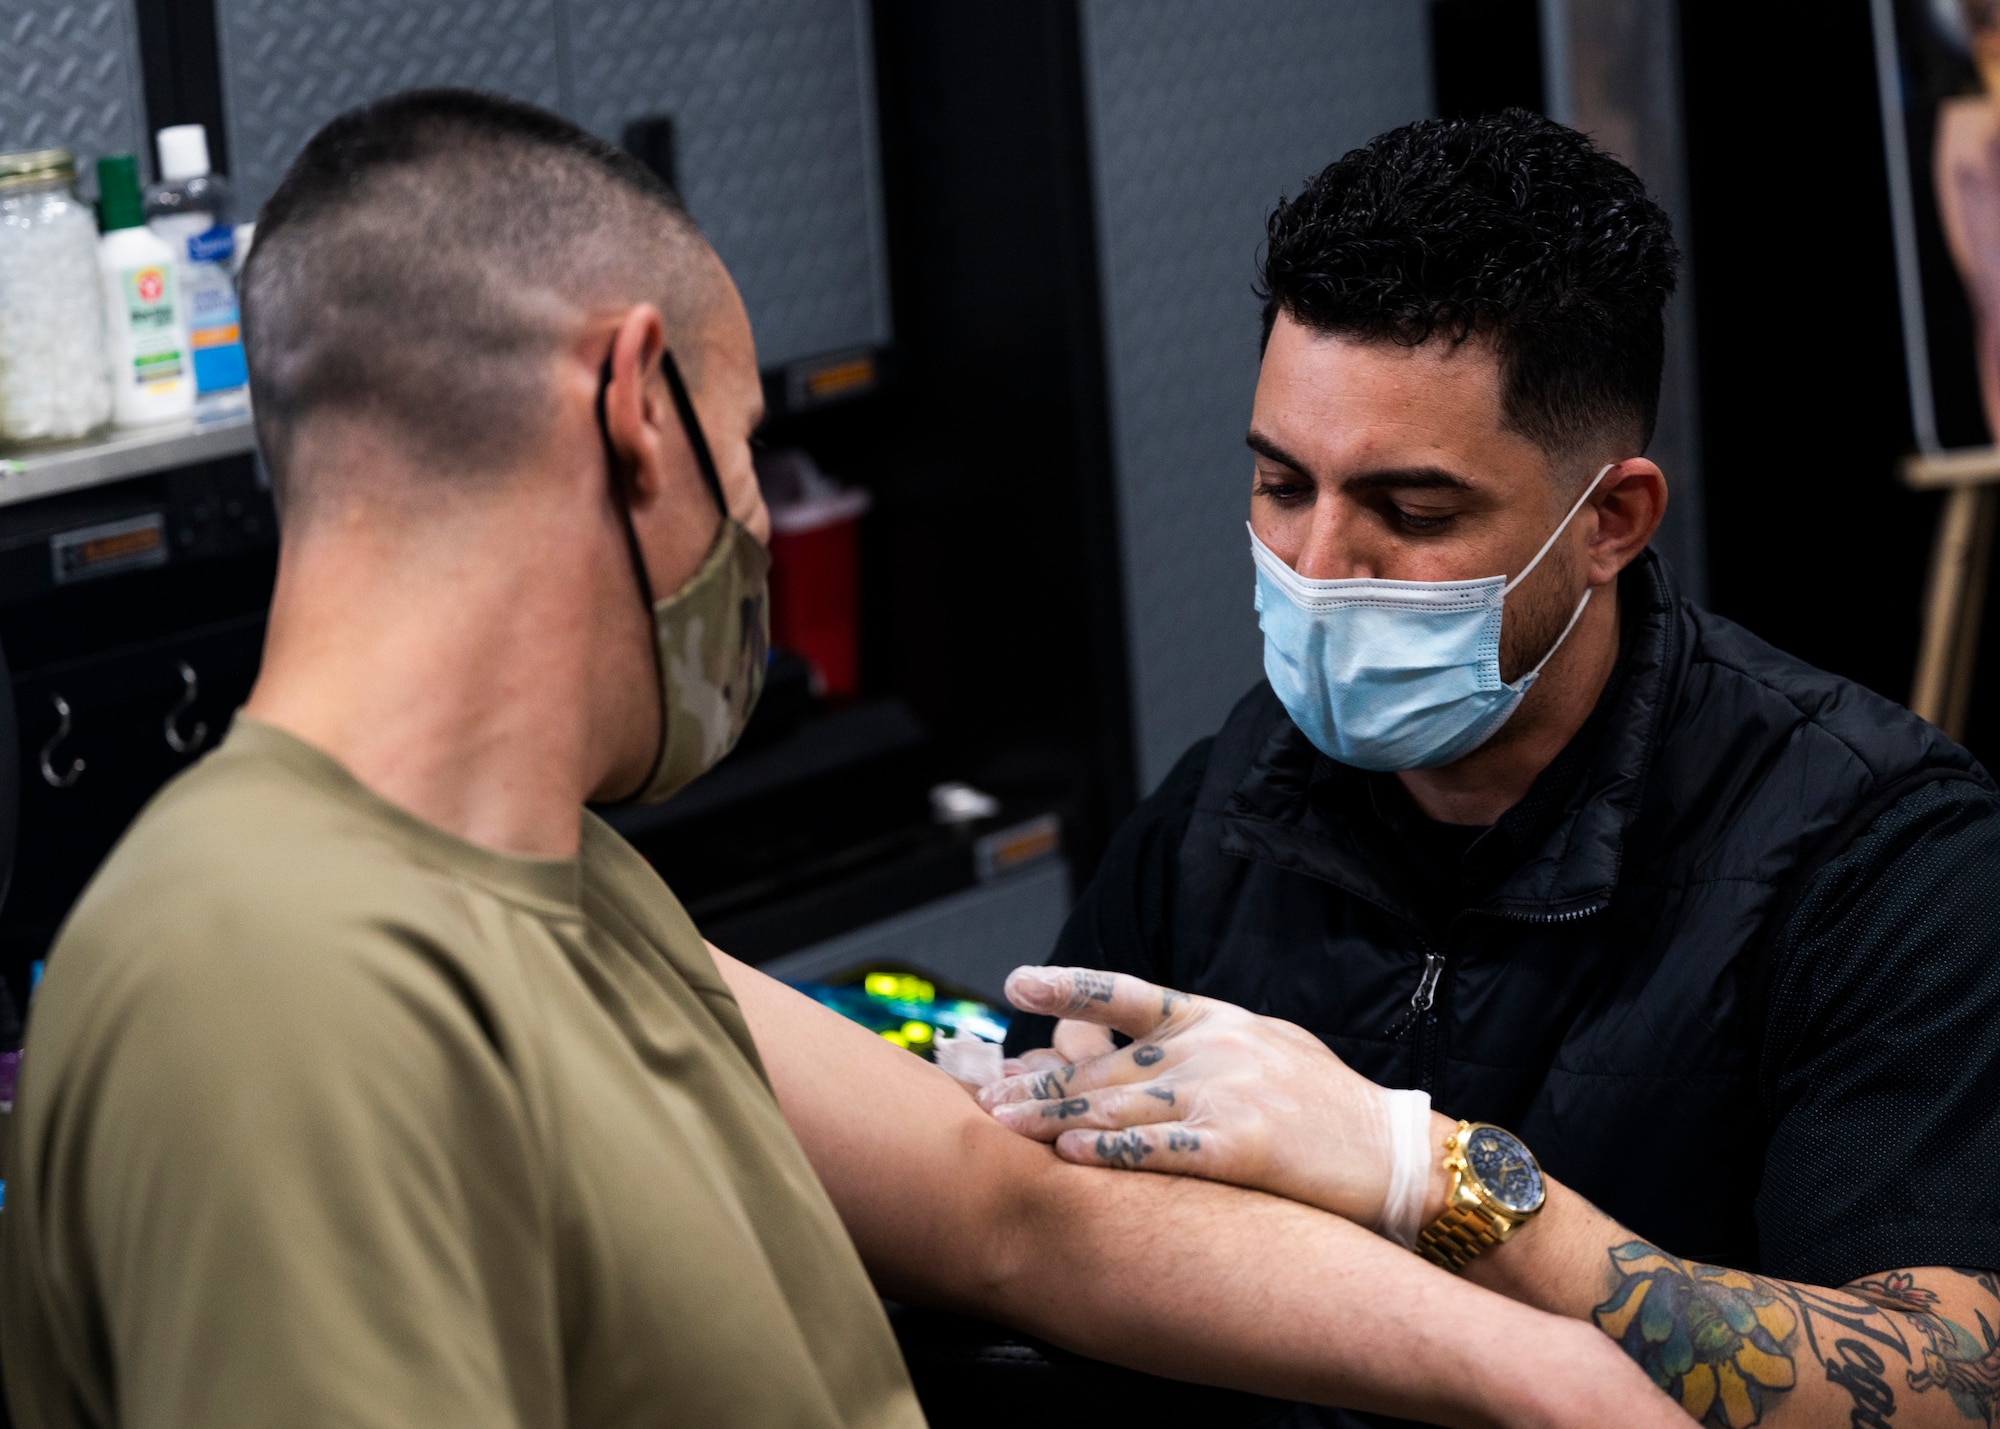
<box><xmin>1257</xmin><ymin>109</ymin><xmax>1678</xmax><ymax>456</ymax></box>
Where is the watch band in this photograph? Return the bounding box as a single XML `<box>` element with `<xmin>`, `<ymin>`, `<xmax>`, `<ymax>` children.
<box><xmin>1414</xmin><ymin>1201</ymin><xmax>1510</xmax><ymax>1272</ymax></box>
<box><xmin>1412</xmin><ymin>1119</ymin><xmax>1544</xmax><ymax>1272</ymax></box>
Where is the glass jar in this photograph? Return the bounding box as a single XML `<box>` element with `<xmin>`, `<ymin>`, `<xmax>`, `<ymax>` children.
<box><xmin>0</xmin><ymin>149</ymin><xmax>113</xmax><ymax>445</ymax></box>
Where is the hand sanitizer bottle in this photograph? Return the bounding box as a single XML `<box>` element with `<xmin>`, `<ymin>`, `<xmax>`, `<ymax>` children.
<box><xmin>96</xmin><ymin>155</ymin><xmax>192</xmax><ymax>426</ymax></box>
<box><xmin>146</xmin><ymin>125</ymin><xmax>247</xmax><ymax>416</ymax></box>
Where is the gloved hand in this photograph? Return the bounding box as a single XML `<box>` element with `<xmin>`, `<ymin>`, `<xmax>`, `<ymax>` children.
<box><xmin>979</xmin><ymin>965</ymin><xmax>1445</xmax><ymax>1243</ymax></box>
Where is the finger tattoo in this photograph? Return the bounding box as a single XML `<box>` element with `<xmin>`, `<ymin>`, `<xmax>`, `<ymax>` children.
<box><xmin>1161</xmin><ymin>989</ymin><xmax>1189</xmax><ymax>1016</ymax></box>
<box><xmin>1145</xmin><ymin>1086</ymin><xmax>1176</xmax><ymax>1105</ymax></box>
<box><xmin>1132</xmin><ymin>1044</ymin><xmax>1165</xmax><ymax>1067</ymax></box>
<box><xmin>1095</xmin><ymin>1130</ymin><xmax>1153</xmax><ymax>1169</ymax></box>
<box><xmin>1166</xmin><ymin>1128</ymin><xmax>1201</xmax><ymax>1152</ymax></box>
<box><xmin>1067</xmin><ymin>970</ymin><xmax>1117</xmax><ymax>1012</ymax></box>
<box><xmin>1029</xmin><ymin>1065</ymin><xmax>1076</xmax><ymax>1100</ymax></box>
<box><xmin>1042</xmin><ymin>1097</ymin><xmax>1091</xmax><ymax>1120</ymax></box>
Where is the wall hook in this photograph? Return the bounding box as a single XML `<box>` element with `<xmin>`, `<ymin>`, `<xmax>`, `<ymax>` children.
<box><xmin>39</xmin><ymin>692</ymin><xmax>84</xmax><ymax>789</ymax></box>
<box><xmin>164</xmin><ymin>661</ymin><xmax>208</xmax><ymax>755</ymax></box>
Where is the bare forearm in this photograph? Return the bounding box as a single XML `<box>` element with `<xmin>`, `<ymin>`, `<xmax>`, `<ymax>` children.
<box><xmin>1468</xmin><ymin>1182</ymin><xmax>2000</xmax><ymax>1428</ymax></box>
<box><xmin>714</xmin><ymin>952</ymin><xmax>1680</xmax><ymax>1428</ymax></box>
<box><xmin>977</xmin><ymin>1147</ymin><xmax>1658</xmax><ymax>1426</ymax></box>
<box><xmin>964</xmin><ymin>967</ymin><xmax>2000</xmax><ymax>1426</ymax></box>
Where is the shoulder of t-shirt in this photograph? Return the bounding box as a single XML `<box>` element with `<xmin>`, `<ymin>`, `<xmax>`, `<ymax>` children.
<box><xmin>94</xmin><ymin>739</ymin><xmax>470</xmax><ymax>914</ymax></box>
<box><xmin>1765</xmin><ymin>775</ymin><xmax>2000</xmax><ymax>1043</ymax></box>
<box><xmin>1773</xmin><ymin>775</ymin><xmax>2000</xmax><ymax>941</ymax></box>
<box><xmin>577</xmin><ymin>811</ymin><xmax>757</xmax><ymax>1055</ymax></box>
<box><xmin>44</xmin><ymin>742</ymin><xmax>523</xmax><ymax>1055</ymax></box>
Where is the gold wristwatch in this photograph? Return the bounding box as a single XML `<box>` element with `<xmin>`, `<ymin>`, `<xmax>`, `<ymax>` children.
<box><xmin>1414</xmin><ymin>1120</ymin><xmax>1547</xmax><ymax>1272</ymax></box>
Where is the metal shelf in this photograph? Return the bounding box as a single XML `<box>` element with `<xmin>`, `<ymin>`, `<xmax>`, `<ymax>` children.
<box><xmin>0</xmin><ymin>411</ymin><xmax>257</xmax><ymax>510</ymax></box>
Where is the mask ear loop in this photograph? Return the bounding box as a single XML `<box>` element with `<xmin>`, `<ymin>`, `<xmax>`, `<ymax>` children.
<box><xmin>598</xmin><ymin>353</ymin><xmax>660</xmax><ymax>611</ymax></box>
<box><xmin>1500</xmin><ymin>462</ymin><xmax>1616</xmax><ymax>597</ymax></box>
<box><xmin>659</xmin><ymin>347</ymin><xmax>728</xmax><ymax>518</ymax></box>
<box><xmin>1506</xmin><ymin>462</ymin><xmax>1618</xmax><ymax>686</ymax></box>
<box><xmin>592</xmin><ymin>348</ymin><xmax>680</xmax><ymax>800</ymax></box>
<box><xmin>1520</xmin><ymin>586</ymin><xmax>1595</xmax><ymax>685</ymax></box>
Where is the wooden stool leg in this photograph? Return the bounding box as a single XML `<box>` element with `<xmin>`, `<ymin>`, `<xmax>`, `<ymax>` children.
<box><xmin>1943</xmin><ymin>485</ymin><xmax>2000</xmax><ymax>740</ymax></box>
<box><xmin>1913</xmin><ymin>485</ymin><xmax>1985</xmax><ymax>729</ymax></box>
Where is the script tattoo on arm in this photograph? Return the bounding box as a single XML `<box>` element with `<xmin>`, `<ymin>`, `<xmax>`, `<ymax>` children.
<box><xmin>1849</xmin><ymin>1272</ymin><xmax>2000</xmax><ymax>1426</ymax></box>
<box><xmin>1591</xmin><ymin>1243</ymin><xmax>2000</xmax><ymax>1429</ymax></box>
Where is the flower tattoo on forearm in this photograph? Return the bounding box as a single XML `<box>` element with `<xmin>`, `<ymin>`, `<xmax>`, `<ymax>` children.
<box><xmin>1592</xmin><ymin>1243</ymin><xmax>2000</xmax><ymax>1428</ymax></box>
<box><xmin>1593</xmin><ymin>1244</ymin><xmax>1797</xmax><ymax>1427</ymax></box>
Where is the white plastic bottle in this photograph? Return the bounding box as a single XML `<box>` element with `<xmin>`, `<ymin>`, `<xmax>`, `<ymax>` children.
<box><xmin>96</xmin><ymin>154</ymin><xmax>193</xmax><ymax>425</ymax></box>
<box><xmin>146</xmin><ymin>125</ymin><xmax>247</xmax><ymax>415</ymax></box>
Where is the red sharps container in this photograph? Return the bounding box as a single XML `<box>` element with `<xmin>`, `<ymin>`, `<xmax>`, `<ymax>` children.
<box><xmin>758</xmin><ymin>449</ymin><xmax>872</xmax><ymax>698</ymax></box>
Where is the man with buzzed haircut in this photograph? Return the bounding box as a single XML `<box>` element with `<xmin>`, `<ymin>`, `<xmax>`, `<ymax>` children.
<box><xmin>0</xmin><ymin>91</ymin><xmax>1682</xmax><ymax>1429</ymax></box>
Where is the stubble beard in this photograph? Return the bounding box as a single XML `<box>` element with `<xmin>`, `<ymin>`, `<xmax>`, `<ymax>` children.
<box><xmin>1496</xmin><ymin>537</ymin><xmax>1587</xmax><ymax>690</ymax></box>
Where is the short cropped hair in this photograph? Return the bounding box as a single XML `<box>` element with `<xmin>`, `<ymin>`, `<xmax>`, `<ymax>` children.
<box><xmin>1258</xmin><ymin>109</ymin><xmax>1678</xmax><ymax>457</ymax></box>
<box><xmin>241</xmin><ymin>88</ymin><xmax>713</xmax><ymax>503</ymax></box>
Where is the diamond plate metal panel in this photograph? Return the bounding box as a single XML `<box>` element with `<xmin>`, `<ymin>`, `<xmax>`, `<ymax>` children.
<box><xmin>1080</xmin><ymin>0</ymin><xmax>1431</xmax><ymax>788</ymax></box>
<box><xmin>0</xmin><ymin>0</ymin><xmax>148</xmax><ymax>184</ymax></box>
<box><xmin>214</xmin><ymin>0</ymin><xmax>565</xmax><ymax>216</ymax></box>
<box><xmin>565</xmin><ymin>0</ymin><xmax>889</xmax><ymax>368</ymax></box>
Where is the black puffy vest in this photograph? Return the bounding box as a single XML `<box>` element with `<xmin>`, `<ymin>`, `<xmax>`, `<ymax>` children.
<box><xmin>1167</xmin><ymin>551</ymin><xmax>1986</xmax><ymax>1268</ymax></box>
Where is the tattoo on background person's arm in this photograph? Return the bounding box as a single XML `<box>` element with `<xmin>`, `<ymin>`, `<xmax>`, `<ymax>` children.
<box><xmin>1590</xmin><ymin>1242</ymin><xmax>2000</xmax><ymax>1429</ymax></box>
<box><xmin>1849</xmin><ymin>1271</ymin><xmax>2000</xmax><ymax>1426</ymax></box>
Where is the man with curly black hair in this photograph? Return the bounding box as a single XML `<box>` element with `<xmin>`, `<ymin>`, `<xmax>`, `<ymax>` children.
<box><xmin>995</xmin><ymin>110</ymin><xmax>2000</xmax><ymax>1429</ymax></box>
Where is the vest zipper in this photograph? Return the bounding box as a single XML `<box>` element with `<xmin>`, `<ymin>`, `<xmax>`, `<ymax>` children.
<box><xmin>1481</xmin><ymin>903</ymin><xmax>1605</xmax><ymax>925</ymax></box>
<box><xmin>1410</xmin><ymin>950</ymin><xmax>1444</xmax><ymax>1013</ymax></box>
<box><xmin>1384</xmin><ymin>945</ymin><xmax>1447</xmax><ymax>1093</ymax></box>
<box><xmin>1414</xmin><ymin>949</ymin><xmax>1447</xmax><ymax>1093</ymax></box>
<box><xmin>1401</xmin><ymin>904</ymin><xmax>1605</xmax><ymax>1093</ymax></box>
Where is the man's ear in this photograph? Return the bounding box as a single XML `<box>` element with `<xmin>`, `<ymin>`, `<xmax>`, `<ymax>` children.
<box><xmin>601</xmin><ymin>303</ymin><xmax>670</xmax><ymax>504</ymax></box>
<box><xmin>1586</xmin><ymin>457</ymin><xmax>1668</xmax><ymax>586</ymax></box>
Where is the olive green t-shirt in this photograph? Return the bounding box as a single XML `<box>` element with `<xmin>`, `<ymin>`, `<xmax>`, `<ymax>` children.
<box><xmin>1</xmin><ymin>716</ymin><xmax>924</xmax><ymax>1429</ymax></box>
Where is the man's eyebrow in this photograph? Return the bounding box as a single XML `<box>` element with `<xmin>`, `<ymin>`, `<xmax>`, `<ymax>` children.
<box><xmin>1247</xmin><ymin>429</ymin><xmax>1311</xmax><ymax>473</ymax></box>
<box><xmin>1340</xmin><ymin>466</ymin><xmax>1477</xmax><ymax>494</ymax></box>
<box><xmin>1247</xmin><ymin>430</ymin><xmax>1477</xmax><ymax>494</ymax></box>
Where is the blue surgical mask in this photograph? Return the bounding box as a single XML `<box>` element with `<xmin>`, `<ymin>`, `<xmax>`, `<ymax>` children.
<box><xmin>1251</xmin><ymin>464</ymin><xmax>1611</xmax><ymax>772</ymax></box>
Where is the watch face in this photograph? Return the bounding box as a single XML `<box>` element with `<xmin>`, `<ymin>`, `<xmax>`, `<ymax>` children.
<box><xmin>1465</xmin><ymin>1125</ymin><xmax>1544</xmax><ymax>1213</ymax></box>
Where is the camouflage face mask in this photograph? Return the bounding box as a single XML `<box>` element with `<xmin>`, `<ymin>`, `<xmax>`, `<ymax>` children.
<box><xmin>628</xmin><ymin>513</ymin><xmax>769</xmax><ymax>803</ymax></box>
<box><xmin>598</xmin><ymin>347</ymin><xmax>770</xmax><ymax>806</ymax></box>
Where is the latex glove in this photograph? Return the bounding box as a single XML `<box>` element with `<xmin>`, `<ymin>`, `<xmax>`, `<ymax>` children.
<box><xmin>978</xmin><ymin>965</ymin><xmax>1443</xmax><ymax>1241</ymax></box>
<box><xmin>1000</xmin><ymin>1015</ymin><xmax>1116</xmax><ymax>1080</ymax></box>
